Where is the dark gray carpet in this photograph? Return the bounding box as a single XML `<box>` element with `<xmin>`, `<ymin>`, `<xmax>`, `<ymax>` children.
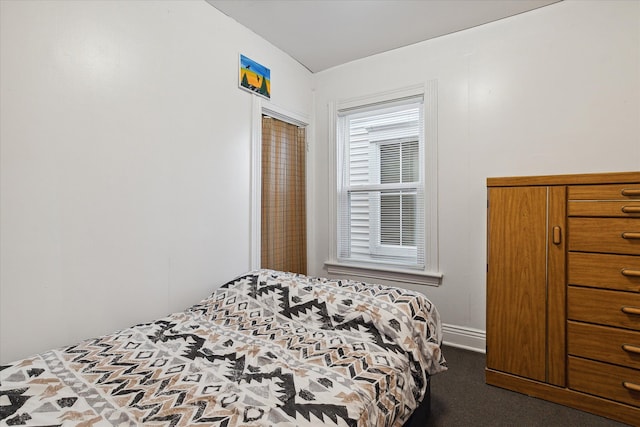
<box><xmin>426</xmin><ymin>345</ymin><xmax>630</xmax><ymax>426</ymax></box>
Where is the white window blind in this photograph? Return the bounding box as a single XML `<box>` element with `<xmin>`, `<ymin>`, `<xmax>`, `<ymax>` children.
<box><xmin>337</xmin><ymin>97</ymin><xmax>425</xmax><ymax>268</ymax></box>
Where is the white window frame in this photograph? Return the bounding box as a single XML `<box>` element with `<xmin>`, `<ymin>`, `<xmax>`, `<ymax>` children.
<box><xmin>369</xmin><ymin>137</ymin><xmax>420</xmax><ymax>260</ymax></box>
<box><xmin>325</xmin><ymin>83</ymin><xmax>442</xmax><ymax>286</ymax></box>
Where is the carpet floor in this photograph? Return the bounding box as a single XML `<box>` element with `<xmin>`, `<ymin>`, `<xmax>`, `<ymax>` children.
<box><xmin>426</xmin><ymin>345</ymin><xmax>631</xmax><ymax>426</ymax></box>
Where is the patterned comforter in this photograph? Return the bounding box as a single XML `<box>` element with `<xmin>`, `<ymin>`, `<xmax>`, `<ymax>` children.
<box><xmin>1</xmin><ymin>270</ymin><xmax>446</xmax><ymax>427</ymax></box>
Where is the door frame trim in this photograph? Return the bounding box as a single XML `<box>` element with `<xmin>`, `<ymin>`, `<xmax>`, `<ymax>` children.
<box><xmin>250</xmin><ymin>97</ymin><xmax>310</xmax><ymax>271</ymax></box>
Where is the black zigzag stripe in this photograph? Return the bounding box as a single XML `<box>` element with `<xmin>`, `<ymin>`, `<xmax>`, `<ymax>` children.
<box><xmin>146</xmin><ymin>320</ymin><xmax>212</xmax><ymax>361</ymax></box>
<box><xmin>335</xmin><ymin>316</ymin><xmax>405</xmax><ymax>354</ymax></box>
<box><xmin>239</xmin><ymin>366</ymin><xmax>356</xmax><ymax>426</ymax></box>
<box><xmin>144</xmin><ymin>413</ymin><xmax>182</xmax><ymax>427</ymax></box>
<box><xmin>220</xmin><ymin>273</ymin><xmax>258</xmax><ymax>292</ymax></box>
<box><xmin>145</xmin><ymin>320</ymin><xmax>252</xmax><ymax>385</ymax></box>
<box><xmin>280</xmin><ymin>399</ymin><xmax>355</xmax><ymax>427</ymax></box>
<box><xmin>253</xmin><ymin>280</ymin><xmax>336</xmax><ymax>330</ymax></box>
<box><xmin>190</xmin><ymin>401</ymin><xmax>231</xmax><ymax>426</ymax></box>
<box><xmin>132</xmin><ymin>396</ymin><xmax>171</xmax><ymax>426</ymax></box>
<box><xmin>238</xmin><ymin>367</ymin><xmax>295</xmax><ymax>403</ymax></box>
<box><xmin>200</xmin><ymin>353</ymin><xmax>246</xmax><ymax>383</ymax></box>
<box><xmin>0</xmin><ymin>388</ymin><xmax>30</xmax><ymax>421</ymax></box>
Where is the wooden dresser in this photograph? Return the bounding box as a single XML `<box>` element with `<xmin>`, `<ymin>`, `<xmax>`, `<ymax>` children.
<box><xmin>486</xmin><ymin>171</ymin><xmax>640</xmax><ymax>425</ymax></box>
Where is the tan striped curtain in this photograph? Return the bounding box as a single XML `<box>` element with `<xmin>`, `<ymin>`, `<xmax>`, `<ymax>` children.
<box><xmin>261</xmin><ymin>116</ymin><xmax>307</xmax><ymax>274</ymax></box>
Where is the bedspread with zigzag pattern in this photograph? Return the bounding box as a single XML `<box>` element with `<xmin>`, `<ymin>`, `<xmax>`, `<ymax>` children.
<box><xmin>0</xmin><ymin>269</ymin><xmax>446</xmax><ymax>427</ymax></box>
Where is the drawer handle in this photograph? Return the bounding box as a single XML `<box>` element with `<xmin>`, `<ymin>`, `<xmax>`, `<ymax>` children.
<box><xmin>622</xmin><ymin>343</ymin><xmax>640</xmax><ymax>355</ymax></box>
<box><xmin>621</xmin><ymin>188</ymin><xmax>640</xmax><ymax>197</ymax></box>
<box><xmin>622</xmin><ymin>206</ymin><xmax>640</xmax><ymax>214</ymax></box>
<box><xmin>552</xmin><ymin>226</ymin><xmax>562</xmax><ymax>245</ymax></box>
<box><xmin>621</xmin><ymin>232</ymin><xmax>640</xmax><ymax>240</ymax></box>
<box><xmin>621</xmin><ymin>268</ymin><xmax>640</xmax><ymax>277</ymax></box>
<box><xmin>621</xmin><ymin>306</ymin><xmax>640</xmax><ymax>316</ymax></box>
<box><xmin>622</xmin><ymin>381</ymin><xmax>640</xmax><ymax>393</ymax></box>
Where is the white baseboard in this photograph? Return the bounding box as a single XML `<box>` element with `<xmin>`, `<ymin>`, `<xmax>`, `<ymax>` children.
<box><xmin>442</xmin><ymin>323</ymin><xmax>486</xmax><ymax>353</ymax></box>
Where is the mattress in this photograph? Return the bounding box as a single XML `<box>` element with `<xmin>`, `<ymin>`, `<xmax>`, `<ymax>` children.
<box><xmin>1</xmin><ymin>269</ymin><xmax>446</xmax><ymax>426</ymax></box>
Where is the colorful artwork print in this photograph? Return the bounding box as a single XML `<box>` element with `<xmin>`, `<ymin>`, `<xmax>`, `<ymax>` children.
<box><xmin>239</xmin><ymin>54</ymin><xmax>270</xmax><ymax>99</ymax></box>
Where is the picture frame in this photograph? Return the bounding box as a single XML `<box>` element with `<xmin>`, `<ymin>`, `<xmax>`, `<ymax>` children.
<box><xmin>239</xmin><ymin>54</ymin><xmax>271</xmax><ymax>99</ymax></box>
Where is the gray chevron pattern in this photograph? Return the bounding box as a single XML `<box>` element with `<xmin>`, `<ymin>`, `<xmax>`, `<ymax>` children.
<box><xmin>1</xmin><ymin>270</ymin><xmax>446</xmax><ymax>426</ymax></box>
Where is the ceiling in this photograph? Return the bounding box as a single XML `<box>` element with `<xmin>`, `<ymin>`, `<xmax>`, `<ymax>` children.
<box><xmin>206</xmin><ymin>0</ymin><xmax>561</xmax><ymax>73</ymax></box>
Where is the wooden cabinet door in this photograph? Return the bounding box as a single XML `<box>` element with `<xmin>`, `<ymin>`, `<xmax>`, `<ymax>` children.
<box><xmin>486</xmin><ymin>187</ymin><xmax>549</xmax><ymax>382</ymax></box>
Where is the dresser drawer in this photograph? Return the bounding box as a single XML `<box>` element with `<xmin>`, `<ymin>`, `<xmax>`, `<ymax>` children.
<box><xmin>569</xmin><ymin>200</ymin><xmax>640</xmax><ymax>217</ymax></box>
<box><xmin>569</xmin><ymin>356</ymin><xmax>640</xmax><ymax>408</ymax></box>
<box><xmin>569</xmin><ymin>184</ymin><xmax>640</xmax><ymax>200</ymax></box>
<box><xmin>569</xmin><ymin>218</ymin><xmax>640</xmax><ymax>255</ymax></box>
<box><xmin>568</xmin><ymin>252</ymin><xmax>640</xmax><ymax>293</ymax></box>
<box><xmin>568</xmin><ymin>321</ymin><xmax>640</xmax><ymax>370</ymax></box>
<box><xmin>568</xmin><ymin>286</ymin><xmax>640</xmax><ymax>331</ymax></box>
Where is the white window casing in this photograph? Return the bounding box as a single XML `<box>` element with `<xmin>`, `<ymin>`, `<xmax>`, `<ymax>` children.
<box><xmin>325</xmin><ymin>83</ymin><xmax>442</xmax><ymax>286</ymax></box>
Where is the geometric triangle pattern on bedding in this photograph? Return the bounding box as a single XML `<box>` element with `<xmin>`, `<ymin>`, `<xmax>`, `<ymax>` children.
<box><xmin>1</xmin><ymin>269</ymin><xmax>446</xmax><ymax>426</ymax></box>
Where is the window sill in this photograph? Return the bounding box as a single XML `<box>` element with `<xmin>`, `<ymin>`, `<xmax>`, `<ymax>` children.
<box><xmin>324</xmin><ymin>260</ymin><xmax>443</xmax><ymax>287</ymax></box>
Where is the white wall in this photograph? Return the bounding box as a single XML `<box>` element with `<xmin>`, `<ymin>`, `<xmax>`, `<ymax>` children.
<box><xmin>2</xmin><ymin>0</ymin><xmax>639</xmax><ymax>363</ymax></box>
<box><xmin>310</xmin><ymin>0</ymin><xmax>640</xmax><ymax>351</ymax></box>
<box><xmin>0</xmin><ymin>0</ymin><xmax>312</xmax><ymax>363</ymax></box>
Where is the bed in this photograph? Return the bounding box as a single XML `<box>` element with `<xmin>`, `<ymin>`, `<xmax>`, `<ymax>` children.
<box><xmin>1</xmin><ymin>269</ymin><xmax>446</xmax><ymax>426</ymax></box>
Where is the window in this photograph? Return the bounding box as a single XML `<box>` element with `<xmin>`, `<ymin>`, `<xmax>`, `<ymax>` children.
<box><xmin>379</xmin><ymin>139</ymin><xmax>418</xmax><ymax>248</ymax></box>
<box><xmin>327</xmin><ymin>84</ymin><xmax>440</xmax><ymax>285</ymax></box>
<box><xmin>337</xmin><ymin>99</ymin><xmax>424</xmax><ymax>268</ymax></box>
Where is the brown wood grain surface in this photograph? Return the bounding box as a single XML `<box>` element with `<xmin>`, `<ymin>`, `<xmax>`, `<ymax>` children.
<box><xmin>568</xmin><ymin>183</ymin><xmax>640</xmax><ymax>200</ymax></box>
<box><xmin>568</xmin><ymin>252</ymin><xmax>640</xmax><ymax>293</ymax></box>
<box><xmin>569</xmin><ymin>217</ymin><xmax>640</xmax><ymax>256</ymax></box>
<box><xmin>568</xmin><ymin>356</ymin><xmax>640</xmax><ymax>408</ymax></box>
<box><xmin>568</xmin><ymin>321</ymin><xmax>640</xmax><ymax>370</ymax></box>
<box><xmin>568</xmin><ymin>286</ymin><xmax>640</xmax><ymax>331</ymax></box>
<box><xmin>569</xmin><ymin>200</ymin><xmax>640</xmax><ymax>217</ymax></box>
<box><xmin>486</xmin><ymin>186</ymin><xmax>547</xmax><ymax>382</ymax></box>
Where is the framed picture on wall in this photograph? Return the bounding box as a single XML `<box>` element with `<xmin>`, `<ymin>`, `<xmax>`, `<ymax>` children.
<box><xmin>239</xmin><ymin>54</ymin><xmax>271</xmax><ymax>99</ymax></box>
